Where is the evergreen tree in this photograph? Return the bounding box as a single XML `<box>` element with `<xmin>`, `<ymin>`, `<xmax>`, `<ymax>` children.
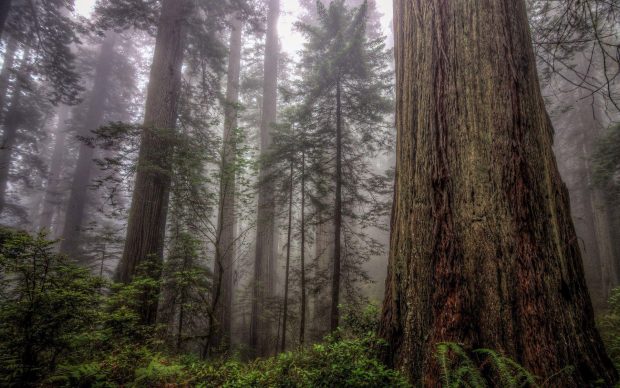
<box><xmin>60</xmin><ymin>34</ymin><xmax>118</xmax><ymax>258</ymax></box>
<box><xmin>212</xmin><ymin>13</ymin><xmax>244</xmax><ymax>352</ymax></box>
<box><xmin>295</xmin><ymin>0</ymin><xmax>392</xmax><ymax>331</ymax></box>
<box><xmin>251</xmin><ymin>0</ymin><xmax>280</xmax><ymax>357</ymax></box>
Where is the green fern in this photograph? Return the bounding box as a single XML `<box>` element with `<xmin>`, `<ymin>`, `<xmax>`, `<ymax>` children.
<box><xmin>436</xmin><ymin>342</ymin><xmax>486</xmax><ymax>388</ymax></box>
<box><xmin>435</xmin><ymin>343</ymin><xmax>547</xmax><ymax>388</ymax></box>
<box><xmin>474</xmin><ymin>348</ymin><xmax>537</xmax><ymax>387</ymax></box>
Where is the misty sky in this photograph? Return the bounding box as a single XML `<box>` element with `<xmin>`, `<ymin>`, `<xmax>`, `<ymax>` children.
<box><xmin>74</xmin><ymin>0</ymin><xmax>394</xmax><ymax>55</ymax></box>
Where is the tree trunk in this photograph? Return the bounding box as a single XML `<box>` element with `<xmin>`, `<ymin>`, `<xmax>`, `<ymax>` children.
<box><xmin>116</xmin><ymin>0</ymin><xmax>190</xmax><ymax>325</ymax></box>
<box><xmin>299</xmin><ymin>150</ymin><xmax>306</xmax><ymax>346</ymax></box>
<box><xmin>0</xmin><ymin>36</ymin><xmax>16</xmax><ymax>123</ymax></box>
<box><xmin>39</xmin><ymin>105</ymin><xmax>70</xmax><ymax>232</ymax></box>
<box><xmin>550</xmin><ymin>53</ymin><xmax>620</xmax><ymax>312</ymax></box>
<box><xmin>330</xmin><ymin>78</ymin><xmax>342</xmax><ymax>331</ymax></box>
<box><xmin>309</xmin><ymin>203</ymin><xmax>332</xmax><ymax>340</ymax></box>
<box><xmin>250</xmin><ymin>0</ymin><xmax>280</xmax><ymax>357</ymax></box>
<box><xmin>212</xmin><ymin>14</ymin><xmax>243</xmax><ymax>351</ymax></box>
<box><xmin>281</xmin><ymin>161</ymin><xmax>293</xmax><ymax>352</ymax></box>
<box><xmin>59</xmin><ymin>35</ymin><xmax>116</xmax><ymax>258</ymax></box>
<box><xmin>380</xmin><ymin>1</ymin><xmax>617</xmax><ymax>386</ymax></box>
<box><xmin>0</xmin><ymin>0</ymin><xmax>11</xmax><ymax>41</ymax></box>
<box><xmin>0</xmin><ymin>44</ymin><xmax>29</xmax><ymax>215</ymax></box>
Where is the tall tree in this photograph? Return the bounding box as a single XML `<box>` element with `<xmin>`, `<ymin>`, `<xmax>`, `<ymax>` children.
<box><xmin>116</xmin><ymin>0</ymin><xmax>191</xmax><ymax>305</ymax></box>
<box><xmin>379</xmin><ymin>0</ymin><xmax>617</xmax><ymax>385</ymax></box>
<box><xmin>39</xmin><ymin>105</ymin><xmax>70</xmax><ymax>232</ymax></box>
<box><xmin>0</xmin><ymin>44</ymin><xmax>30</xmax><ymax>215</ymax></box>
<box><xmin>296</xmin><ymin>0</ymin><xmax>392</xmax><ymax>331</ymax></box>
<box><xmin>280</xmin><ymin>161</ymin><xmax>293</xmax><ymax>352</ymax></box>
<box><xmin>211</xmin><ymin>13</ymin><xmax>243</xmax><ymax>351</ymax></box>
<box><xmin>553</xmin><ymin>82</ymin><xmax>620</xmax><ymax>311</ymax></box>
<box><xmin>299</xmin><ymin>145</ymin><xmax>306</xmax><ymax>346</ymax></box>
<box><xmin>0</xmin><ymin>37</ymin><xmax>17</xmax><ymax>122</ymax></box>
<box><xmin>59</xmin><ymin>35</ymin><xmax>116</xmax><ymax>258</ymax></box>
<box><xmin>250</xmin><ymin>0</ymin><xmax>280</xmax><ymax>356</ymax></box>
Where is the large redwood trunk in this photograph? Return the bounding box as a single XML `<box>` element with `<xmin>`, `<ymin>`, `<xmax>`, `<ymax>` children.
<box><xmin>59</xmin><ymin>35</ymin><xmax>116</xmax><ymax>258</ymax></box>
<box><xmin>379</xmin><ymin>1</ymin><xmax>617</xmax><ymax>386</ymax></box>
<box><xmin>116</xmin><ymin>0</ymin><xmax>190</xmax><ymax>324</ymax></box>
<box><xmin>212</xmin><ymin>14</ymin><xmax>243</xmax><ymax>351</ymax></box>
<box><xmin>250</xmin><ymin>0</ymin><xmax>279</xmax><ymax>357</ymax></box>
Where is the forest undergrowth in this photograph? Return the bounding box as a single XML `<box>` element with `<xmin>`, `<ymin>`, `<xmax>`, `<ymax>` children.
<box><xmin>1</xmin><ymin>228</ymin><xmax>618</xmax><ymax>387</ymax></box>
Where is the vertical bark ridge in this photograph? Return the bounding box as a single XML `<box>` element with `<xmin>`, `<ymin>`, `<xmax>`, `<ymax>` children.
<box><xmin>380</xmin><ymin>1</ymin><xmax>617</xmax><ymax>385</ymax></box>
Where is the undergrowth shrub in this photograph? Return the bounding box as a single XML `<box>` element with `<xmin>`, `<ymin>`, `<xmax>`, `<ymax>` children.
<box><xmin>0</xmin><ymin>229</ymin><xmax>579</xmax><ymax>387</ymax></box>
<box><xmin>598</xmin><ymin>287</ymin><xmax>620</xmax><ymax>369</ymax></box>
<box><xmin>0</xmin><ymin>228</ymin><xmax>104</xmax><ymax>386</ymax></box>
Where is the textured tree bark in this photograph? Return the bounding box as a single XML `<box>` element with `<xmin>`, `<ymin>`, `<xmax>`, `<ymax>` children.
<box><xmin>116</xmin><ymin>0</ymin><xmax>190</xmax><ymax>324</ymax></box>
<box><xmin>39</xmin><ymin>105</ymin><xmax>70</xmax><ymax>232</ymax></box>
<box><xmin>211</xmin><ymin>14</ymin><xmax>243</xmax><ymax>351</ymax></box>
<box><xmin>0</xmin><ymin>0</ymin><xmax>11</xmax><ymax>41</ymax></box>
<box><xmin>59</xmin><ymin>35</ymin><xmax>116</xmax><ymax>259</ymax></box>
<box><xmin>0</xmin><ymin>44</ymin><xmax>29</xmax><ymax>215</ymax></box>
<box><xmin>330</xmin><ymin>78</ymin><xmax>342</xmax><ymax>331</ymax></box>
<box><xmin>250</xmin><ymin>0</ymin><xmax>280</xmax><ymax>357</ymax></box>
<box><xmin>379</xmin><ymin>1</ymin><xmax>617</xmax><ymax>386</ymax></box>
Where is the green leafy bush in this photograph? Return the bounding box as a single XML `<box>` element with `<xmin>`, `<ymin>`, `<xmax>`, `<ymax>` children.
<box><xmin>50</xmin><ymin>335</ymin><xmax>409</xmax><ymax>387</ymax></box>
<box><xmin>190</xmin><ymin>334</ymin><xmax>410</xmax><ymax>388</ymax></box>
<box><xmin>341</xmin><ymin>303</ymin><xmax>381</xmax><ymax>337</ymax></box>
<box><xmin>0</xmin><ymin>229</ymin><xmax>555</xmax><ymax>388</ymax></box>
<box><xmin>0</xmin><ymin>228</ymin><xmax>104</xmax><ymax>386</ymax></box>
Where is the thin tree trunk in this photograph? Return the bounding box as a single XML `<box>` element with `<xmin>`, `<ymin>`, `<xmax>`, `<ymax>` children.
<box><xmin>212</xmin><ymin>14</ymin><xmax>243</xmax><ymax>351</ymax></box>
<box><xmin>380</xmin><ymin>1</ymin><xmax>617</xmax><ymax>386</ymax></box>
<box><xmin>176</xmin><ymin>288</ymin><xmax>185</xmax><ymax>353</ymax></box>
<box><xmin>99</xmin><ymin>244</ymin><xmax>106</xmax><ymax>277</ymax></box>
<box><xmin>299</xmin><ymin>149</ymin><xmax>306</xmax><ymax>346</ymax></box>
<box><xmin>250</xmin><ymin>0</ymin><xmax>280</xmax><ymax>357</ymax></box>
<box><xmin>330</xmin><ymin>78</ymin><xmax>342</xmax><ymax>331</ymax></box>
<box><xmin>116</xmin><ymin>0</ymin><xmax>191</xmax><ymax>326</ymax></box>
<box><xmin>0</xmin><ymin>44</ymin><xmax>29</xmax><ymax>215</ymax></box>
<box><xmin>0</xmin><ymin>0</ymin><xmax>11</xmax><ymax>41</ymax></box>
<box><xmin>39</xmin><ymin>105</ymin><xmax>70</xmax><ymax>232</ymax></box>
<box><xmin>281</xmin><ymin>161</ymin><xmax>293</xmax><ymax>352</ymax></box>
<box><xmin>59</xmin><ymin>35</ymin><xmax>116</xmax><ymax>258</ymax></box>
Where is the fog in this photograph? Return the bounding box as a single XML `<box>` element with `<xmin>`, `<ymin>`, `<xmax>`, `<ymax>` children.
<box><xmin>1</xmin><ymin>0</ymin><xmax>620</xmax><ymax>385</ymax></box>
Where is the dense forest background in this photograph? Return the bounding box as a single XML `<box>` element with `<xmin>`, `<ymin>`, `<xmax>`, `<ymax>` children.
<box><xmin>0</xmin><ymin>0</ymin><xmax>620</xmax><ymax>386</ymax></box>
